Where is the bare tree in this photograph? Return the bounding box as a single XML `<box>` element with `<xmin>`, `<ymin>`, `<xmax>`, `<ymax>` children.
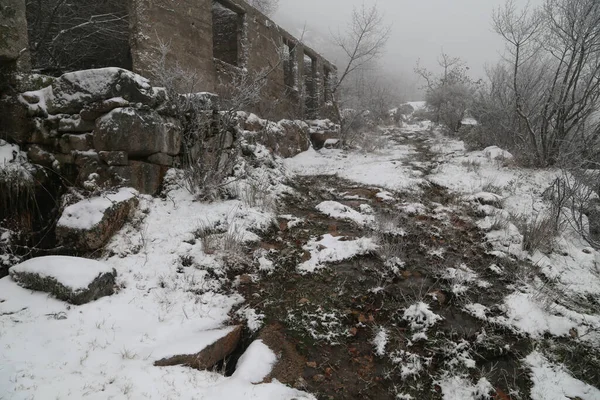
<box><xmin>329</xmin><ymin>3</ymin><xmax>391</xmax><ymax>145</ymax></box>
<box><xmin>26</xmin><ymin>0</ymin><xmax>129</xmax><ymax>74</ymax></box>
<box><xmin>491</xmin><ymin>0</ymin><xmax>600</xmax><ymax>166</ymax></box>
<box><xmin>246</xmin><ymin>0</ymin><xmax>279</xmax><ymax>17</ymax></box>
<box><xmin>415</xmin><ymin>53</ymin><xmax>479</xmax><ymax>132</ymax></box>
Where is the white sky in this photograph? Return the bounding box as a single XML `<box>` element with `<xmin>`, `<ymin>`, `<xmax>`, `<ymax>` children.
<box><xmin>273</xmin><ymin>0</ymin><xmax>543</xmax><ymax>81</ymax></box>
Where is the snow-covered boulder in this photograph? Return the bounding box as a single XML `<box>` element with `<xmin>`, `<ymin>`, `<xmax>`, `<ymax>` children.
<box><xmin>465</xmin><ymin>192</ymin><xmax>503</xmax><ymax>207</ymax></box>
<box><xmin>483</xmin><ymin>146</ymin><xmax>514</xmax><ymax>160</ymax></box>
<box><xmin>8</xmin><ymin>256</ymin><xmax>116</xmax><ymax>305</ymax></box>
<box><xmin>94</xmin><ymin>108</ymin><xmax>182</xmax><ymax>157</ymax></box>
<box><xmin>20</xmin><ymin>68</ymin><xmax>157</xmax><ymax>115</ymax></box>
<box><xmin>56</xmin><ymin>187</ymin><xmax>138</xmax><ymax>251</ymax></box>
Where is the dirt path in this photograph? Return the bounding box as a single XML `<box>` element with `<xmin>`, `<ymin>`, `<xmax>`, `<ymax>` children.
<box><xmin>235</xmin><ymin>128</ymin><xmax>535</xmax><ymax>399</ymax></box>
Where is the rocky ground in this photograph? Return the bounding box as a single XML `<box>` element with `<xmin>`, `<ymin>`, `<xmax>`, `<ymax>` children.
<box><xmin>2</xmin><ymin>121</ymin><xmax>600</xmax><ymax>400</ymax></box>
<box><xmin>235</xmin><ymin>125</ymin><xmax>600</xmax><ymax>399</ymax></box>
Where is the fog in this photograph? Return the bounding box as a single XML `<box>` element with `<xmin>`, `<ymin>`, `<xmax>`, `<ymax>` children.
<box><xmin>273</xmin><ymin>0</ymin><xmax>543</xmax><ymax>99</ymax></box>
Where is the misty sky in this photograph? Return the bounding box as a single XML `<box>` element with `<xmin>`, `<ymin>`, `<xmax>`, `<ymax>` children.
<box><xmin>274</xmin><ymin>0</ymin><xmax>543</xmax><ymax>83</ymax></box>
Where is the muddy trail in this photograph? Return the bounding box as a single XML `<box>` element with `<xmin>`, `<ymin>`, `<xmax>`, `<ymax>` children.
<box><xmin>235</xmin><ymin>130</ymin><xmax>535</xmax><ymax>399</ymax></box>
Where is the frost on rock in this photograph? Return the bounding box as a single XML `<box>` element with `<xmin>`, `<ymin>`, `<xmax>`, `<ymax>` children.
<box><xmin>483</xmin><ymin>146</ymin><xmax>514</xmax><ymax>160</ymax></box>
<box><xmin>403</xmin><ymin>302</ymin><xmax>442</xmax><ymax>331</ymax></box>
<box><xmin>8</xmin><ymin>256</ymin><xmax>116</xmax><ymax>305</ymax></box>
<box><xmin>298</xmin><ymin>234</ymin><xmax>377</xmax><ymax>273</ymax></box>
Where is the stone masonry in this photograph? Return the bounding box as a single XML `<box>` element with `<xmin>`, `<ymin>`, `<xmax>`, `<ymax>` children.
<box><xmin>18</xmin><ymin>0</ymin><xmax>337</xmax><ymax>121</ymax></box>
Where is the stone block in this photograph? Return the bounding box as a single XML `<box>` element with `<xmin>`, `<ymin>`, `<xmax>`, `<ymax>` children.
<box><xmin>147</xmin><ymin>153</ymin><xmax>174</xmax><ymax>166</ymax></box>
<box><xmin>27</xmin><ymin>144</ymin><xmax>55</xmax><ymax>167</ymax></box>
<box><xmin>80</xmin><ymin>97</ymin><xmax>130</xmax><ymax>121</ymax></box>
<box><xmin>56</xmin><ymin>188</ymin><xmax>138</xmax><ymax>252</ymax></box>
<box><xmin>58</xmin><ymin>115</ymin><xmax>95</xmax><ymax>133</ymax></box>
<box><xmin>21</xmin><ymin>68</ymin><xmax>157</xmax><ymax>115</ymax></box>
<box><xmin>99</xmin><ymin>151</ymin><xmax>128</xmax><ymax>166</ymax></box>
<box><xmin>9</xmin><ymin>256</ymin><xmax>116</xmax><ymax>305</ymax></box>
<box><xmin>94</xmin><ymin>108</ymin><xmax>182</xmax><ymax>157</ymax></box>
<box><xmin>58</xmin><ymin>133</ymin><xmax>93</xmax><ymax>153</ymax></box>
<box><xmin>110</xmin><ymin>161</ymin><xmax>166</xmax><ymax>195</ymax></box>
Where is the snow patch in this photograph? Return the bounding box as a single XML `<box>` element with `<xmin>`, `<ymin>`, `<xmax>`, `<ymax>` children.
<box><xmin>298</xmin><ymin>234</ymin><xmax>377</xmax><ymax>273</ymax></box>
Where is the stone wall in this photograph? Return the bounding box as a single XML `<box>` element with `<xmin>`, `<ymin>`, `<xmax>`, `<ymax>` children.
<box><xmin>1</xmin><ymin>67</ymin><xmax>316</xmax><ymax>196</ymax></box>
<box><xmin>2</xmin><ymin>68</ymin><xmax>182</xmax><ymax>195</ymax></box>
<box><xmin>210</xmin><ymin>0</ymin><xmax>336</xmax><ymax>120</ymax></box>
<box><xmin>128</xmin><ymin>0</ymin><xmax>217</xmax><ymax>93</ymax></box>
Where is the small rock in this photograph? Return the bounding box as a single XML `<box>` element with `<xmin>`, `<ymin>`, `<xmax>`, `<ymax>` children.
<box><xmin>298</xmin><ymin>298</ymin><xmax>310</xmax><ymax>305</ymax></box>
<box><xmin>312</xmin><ymin>374</ymin><xmax>325</xmax><ymax>383</ymax></box>
<box><xmin>306</xmin><ymin>361</ymin><xmax>317</xmax><ymax>368</ymax></box>
<box><xmin>58</xmin><ymin>116</ymin><xmax>95</xmax><ymax>133</ymax></box>
<box><xmin>27</xmin><ymin>144</ymin><xmax>55</xmax><ymax>167</ymax></box>
<box><xmin>428</xmin><ymin>289</ymin><xmax>447</xmax><ymax>305</ymax></box>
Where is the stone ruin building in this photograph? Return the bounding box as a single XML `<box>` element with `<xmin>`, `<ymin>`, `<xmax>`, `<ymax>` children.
<box><xmin>2</xmin><ymin>0</ymin><xmax>337</xmax><ymax>120</ymax></box>
<box><xmin>0</xmin><ymin>0</ymin><xmax>340</xmax><ymax>263</ymax></box>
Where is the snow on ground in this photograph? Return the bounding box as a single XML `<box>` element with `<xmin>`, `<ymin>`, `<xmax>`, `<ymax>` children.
<box><xmin>526</xmin><ymin>351</ymin><xmax>600</xmax><ymax>400</ymax></box>
<box><xmin>284</xmin><ymin>131</ymin><xmax>424</xmax><ymax>192</ymax></box>
<box><xmin>232</xmin><ymin>340</ymin><xmax>277</xmax><ymax>384</ymax></box>
<box><xmin>315</xmin><ymin>200</ymin><xmax>374</xmax><ymax>226</ymax></box>
<box><xmin>0</xmin><ymin>169</ymin><xmax>313</xmax><ymax>399</ymax></box>
<box><xmin>4</xmin><ymin>113</ymin><xmax>600</xmax><ymax>397</ymax></box>
<box><xmin>298</xmin><ymin>234</ymin><xmax>377</xmax><ymax>274</ymax></box>
<box><xmin>426</xmin><ymin>128</ymin><xmax>600</xmax><ymax>347</ymax></box>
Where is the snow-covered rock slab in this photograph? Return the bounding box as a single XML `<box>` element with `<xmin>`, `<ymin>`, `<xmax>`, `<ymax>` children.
<box><xmin>9</xmin><ymin>256</ymin><xmax>116</xmax><ymax>305</ymax></box>
<box><xmin>154</xmin><ymin>325</ymin><xmax>242</xmax><ymax>370</ymax></box>
<box><xmin>56</xmin><ymin>187</ymin><xmax>138</xmax><ymax>251</ymax></box>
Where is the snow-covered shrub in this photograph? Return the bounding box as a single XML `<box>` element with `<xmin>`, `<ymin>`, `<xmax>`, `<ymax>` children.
<box><xmin>511</xmin><ymin>212</ymin><xmax>560</xmax><ymax>254</ymax></box>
